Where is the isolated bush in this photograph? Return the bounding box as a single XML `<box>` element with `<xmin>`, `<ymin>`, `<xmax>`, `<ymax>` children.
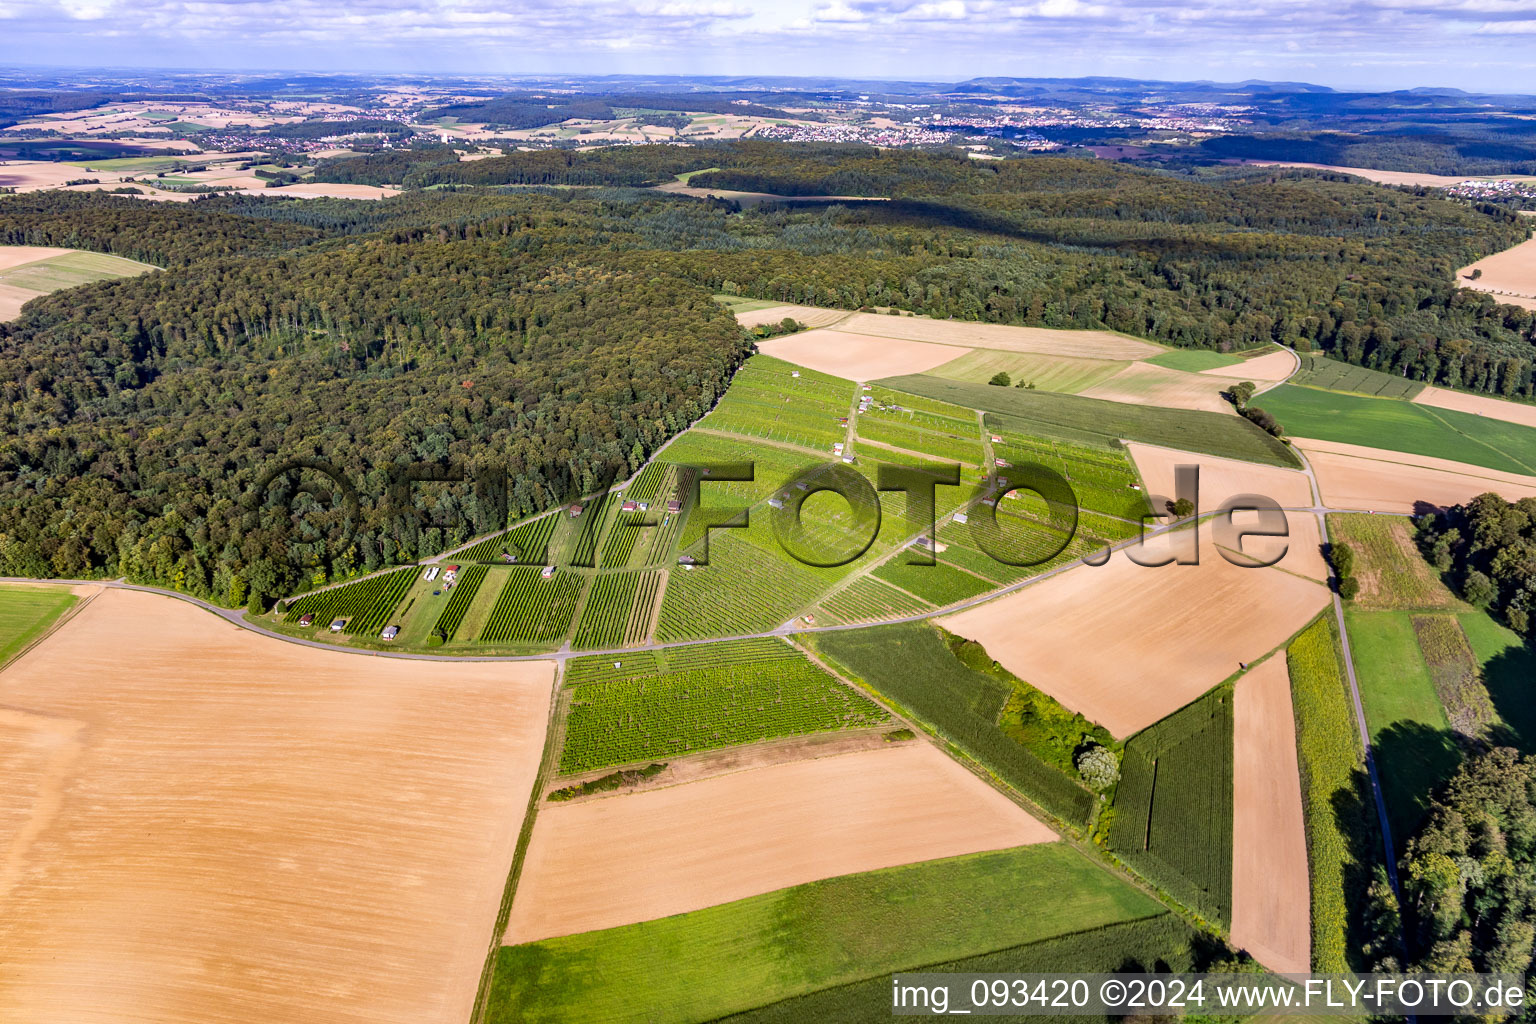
<box><xmin>426</xmin><ymin>629</ymin><xmax>446</xmax><ymax>647</ymax></box>
<box><xmin>1331</xmin><ymin>541</ymin><xmax>1356</xmax><ymax>579</ymax></box>
<box><xmin>1076</xmin><ymin>744</ymin><xmax>1120</xmax><ymax>789</ymax></box>
<box><xmin>1339</xmin><ymin>577</ymin><xmax>1361</xmax><ymax>600</ymax></box>
<box><xmin>988</xmin><ymin>371</ymin><xmax>1011</xmax><ymax>387</ymax></box>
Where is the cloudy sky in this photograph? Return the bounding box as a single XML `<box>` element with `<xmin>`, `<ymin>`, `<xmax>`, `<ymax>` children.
<box><xmin>2</xmin><ymin>0</ymin><xmax>1533</xmax><ymax>92</ymax></box>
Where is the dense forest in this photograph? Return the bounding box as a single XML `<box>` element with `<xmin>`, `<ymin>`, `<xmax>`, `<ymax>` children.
<box><xmin>1199</xmin><ymin>126</ymin><xmax>1536</xmax><ymax>177</ymax></box>
<box><xmin>0</xmin><ymin>190</ymin><xmax>748</xmax><ymax>606</ymax></box>
<box><xmin>1399</xmin><ymin>748</ymin><xmax>1536</xmax><ymax>979</ymax></box>
<box><xmin>419</xmin><ymin>92</ymin><xmax>802</xmax><ymax>129</ymax></box>
<box><xmin>3</xmin><ymin>147</ymin><xmax>1535</xmax><ymax>603</ymax></box>
<box><xmin>1419</xmin><ymin>495</ymin><xmax>1536</xmax><ymax>636</ymax></box>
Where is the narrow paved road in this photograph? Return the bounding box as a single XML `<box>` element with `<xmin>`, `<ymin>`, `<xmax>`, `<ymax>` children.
<box><xmin>2</xmin><ymin>499</ymin><xmax>1401</xmax><ymax>665</ymax></box>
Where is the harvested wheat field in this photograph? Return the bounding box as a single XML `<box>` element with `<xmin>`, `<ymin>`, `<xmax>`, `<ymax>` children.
<box><xmin>0</xmin><ymin>588</ymin><xmax>554</xmax><ymax>1024</ymax></box>
<box><xmin>1296</xmin><ymin>437</ymin><xmax>1536</xmax><ymax>514</ymax></box>
<box><xmin>1459</xmin><ymin>236</ymin><xmax>1536</xmax><ymax>309</ymax></box>
<box><xmin>1231</xmin><ymin>655</ymin><xmax>1310</xmax><ymax>975</ymax></box>
<box><xmin>504</xmin><ymin>741</ymin><xmax>1054</xmax><ymax>943</ymax></box>
<box><xmin>942</xmin><ymin>534</ymin><xmax>1330</xmax><ymax>738</ymax></box>
<box><xmin>1198</xmin><ymin>348</ymin><xmax>1298</xmax><ymax>382</ymax></box>
<box><xmin>734</xmin><ymin>303</ymin><xmax>850</xmax><ymax>329</ymax></box>
<box><xmin>1413</xmin><ymin>385</ymin><xmax>1536</xmax><ymax>430</ymax></box>
<box><xmin>1079</xmin><ymin>361</ymin><xmax>1232</xmax><ymax>413</ymax></box>
<box><xmin>1124</xmin><ymin>443</ymin><xmax>1326</xmax><ymax>579</ymax></box>
<box><xmin>758</xmin><ymin>327</ymin><xmax>961</xmax><ymax>380</ymax></box>
<box><xmin>832</xmin><ymin>311</ymin><xmax>1161</xmax><ymax>360</ymax></box>
<box><xmin>928</xmin><ymin>348</ymin><xmax>1128</xmax><ymax>392</ymax></box>
<box><xmin>1245</xmin><ymin>162</ymin><xmax>1528</xmax><ymax>188</ymax></box>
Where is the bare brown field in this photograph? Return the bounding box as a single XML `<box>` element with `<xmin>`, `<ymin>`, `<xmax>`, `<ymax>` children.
<box><xmin>260</xmin><ymin>182</ymin><xmax>399</xmax><ymax>200</ymax></box>
<box><xmin>833</xmin><ymin>311</ymin><xmax>1162</xmax><ymax>360</ymax></box>
<box><xmin>758</xmin><ymin>327</ymin><xmax>963</xmax><ymax>380</ymax></box>
<box><xmin>0</xmin><ymin>285</ymin><xmax>40</xmax><ymax>320</ymax></box>
<box><xmin>1079</xmin><ymin>361</ymin><xmax>1231</xmax><ymax>413</ymax></box>
<box><xmin>1127</xmin><ymin>442</ymin><xmax>1315</xmax><ymax>510</ymax></box>
<box><xmin>1199</xmin><ymin>348</ymin><xmax>1299</xmax><ymax>382</ymax></box>
<box><xmin>1412</xmin><ymin>386</ymin><xmax>1536</xmax><ymax>429</ymax></box>
<box><xmin>735</xmin><ymin>303</ymin><xmax>851</xmax><ymax>329</ymax></box>
<box><xmin>0</xmin><ymin>588</ymin><xmax>554</xmax><ymax>1024</ymax></box>
<box><xmin>0</xmin><ymin>246</ymin><xmax>70</xmax><ymax>271</ymax></box>
<box><xmin>1231</xmin><ymin>655</ymin><xmax>1310</xmax><ymax>975</ymax></box>
<box><xmin>541</xmin><ymin>727</ymin><xmax>899</xmax><ymax>801</ymax></box>
<box><xmin>504</xmin><ymin>741</ymin><xmax>1054</xmax><ymax>943</ymax></box>
<box><xmin>1123</xmin><ymin>443</ymin><xmax>1326</xmax><ymax>579</ymax></box>
<box><xmin>1295</xmin><ymin>437</ymin><xmax>1536</xmax><ymax>513</ymax></box>
<box><xmin>0</xmin><ymin>160</ymin><xmax>125</xmax><ymax>190</ymax></box>
<box><xmin>941</xmin><ymin>534</ymin><xmax>1330</xmax><ymax>738</ymax></box>
<box><xmin>1458</xmin><ymin>236</ymin><xmax>1536</xmax><ymax>306</ymax></box>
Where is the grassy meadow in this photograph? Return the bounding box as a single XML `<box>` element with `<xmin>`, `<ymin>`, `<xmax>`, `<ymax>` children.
<box><xmin>0</xmin><ymin>584</ymin><xmax>79</xmax><ymax>669</ymax></box>
<box><xmin>488</xmin><ymin>844</ymin><xmax>1166</xmax><ymax>1024</ymax></box>
<box><xmin>1259</xmin><ymin>384</ymin><xmax>1536</xmax><ymax>473</ymax></box>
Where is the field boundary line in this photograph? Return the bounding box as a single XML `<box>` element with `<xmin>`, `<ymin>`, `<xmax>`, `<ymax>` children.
<box><xmin>0</xmin><ymin>584</ymin><xmax>102</xmax><ymax>673</ymax></box>
<box><xmin>470</xmin><ymin>662</ymin><xmax>565</xmax><ymax>1024</ymax></box>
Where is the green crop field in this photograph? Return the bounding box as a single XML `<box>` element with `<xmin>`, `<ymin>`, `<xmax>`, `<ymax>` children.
<box><xmin>809</xmin><ymin>622</ymin><xmax>1102</xmax><ymax>829</ymax></box>
<box><xmin>488</xmin><ymin>845</ymin><xmax>1169</xmax><ymax>1024</ymax></box>
<box><xmin>1144</xmin><ymin>350</ymin><xmax>1245</xmax><ymax>373</ymax></box>
<box><xmin>1347</xmin><ymin>608</ymin><xmax>1462</xmax><ymax>841</ymax></box>
<box><xmin>282</xmin><ymin>568</ymin><xmax>415</xmax><ymax>636</ymax></box>
<box><xmin>1259</xmin><ymin>385</ymin><xmax>1536</xmax><ymax>473</ymax></box>
<box><xmin>1290</xmin><ymin>354</ymin><xmax>1425</xmax><ymax>399</ymax></box>
<box><xmin>0</xmin><ymin>585</ymin><xmax>78</xmax><ymax>669</ymax></box>
<box><xmin>432</xmin><ymin>564</ymin><xmax>488</xmax><ymax>640</ymax></box>
<box><xmin>929</xmin><ymin>349</ymin><xmax>1130</xmax><ymax>393</ymax></box>
<box><xmin>1286</xmin><ymin>617</ymin><xmax>1378</xmax><ymax>972</ymax></box>
<box><xmin>878</xmin><ymin>374</ymin><xmax>1300</xmax><ymax>468</ymax></box>
<box><xmin>479</xmin><ymin>567</ymin><xmax>583</xmax><ymax>645</ymax></box>
<box><xmin>572</xmin><ymin>570</ymin><xmax>659</xmax><ymax>649</ymax></box>
<box><xmin>557</xmin><ymin>643</ymin><xmax>887</xmax><ymax>772</ymax></box>
<box><xmin>1109</xmin><ymin>685</ymin><xmax>1233</xmax><ymax>926</ymax></box>
<box><xmin>720</xmin><ymin>914</ymin><xmax>1202</xmax><ymax>1024</ymax></box>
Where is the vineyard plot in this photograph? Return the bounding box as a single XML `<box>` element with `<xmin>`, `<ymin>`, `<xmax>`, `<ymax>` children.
<box><xmin>283</xmin><ymin>568</ymin><xmax>415</xmax><ymax>636</ymax></box>
<box><xmin>479</xmin><ymin>568</ymin><xmax>583</xmax><ymax>645</ymax></box>
<box><xmin>434</xmin><ymin>565</ymin><xmax>489</xmax><ymax>641</ymax></box>
<box><xmin>458</xmin><ymin>513</ymin><xmax>560</xmax><ymax>565</ymax></box>
<box><xmin>573</xmin><ymin>571</ymin><xmax>660</xmax><ymax>650</ymax></box>
<box><xmin>558</xmin><ymin>652</ymin><xmax>890</xmax><ymax>773</ymax></box>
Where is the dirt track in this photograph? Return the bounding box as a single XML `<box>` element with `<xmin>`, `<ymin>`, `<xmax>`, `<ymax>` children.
<box><xmin>0</xmin><ymin>588</ymin><xmax>553</xmax><ymax>1024</ymax></box>
<box><xmin>504</xmin><ymin>741</ymin><xmax>1054</xmax><ymax>943</ymax></box>
<box><xmin>1231</xmin><ymin>655</ymin><xmax>1311</xmax><ymax>975</ymax></box>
